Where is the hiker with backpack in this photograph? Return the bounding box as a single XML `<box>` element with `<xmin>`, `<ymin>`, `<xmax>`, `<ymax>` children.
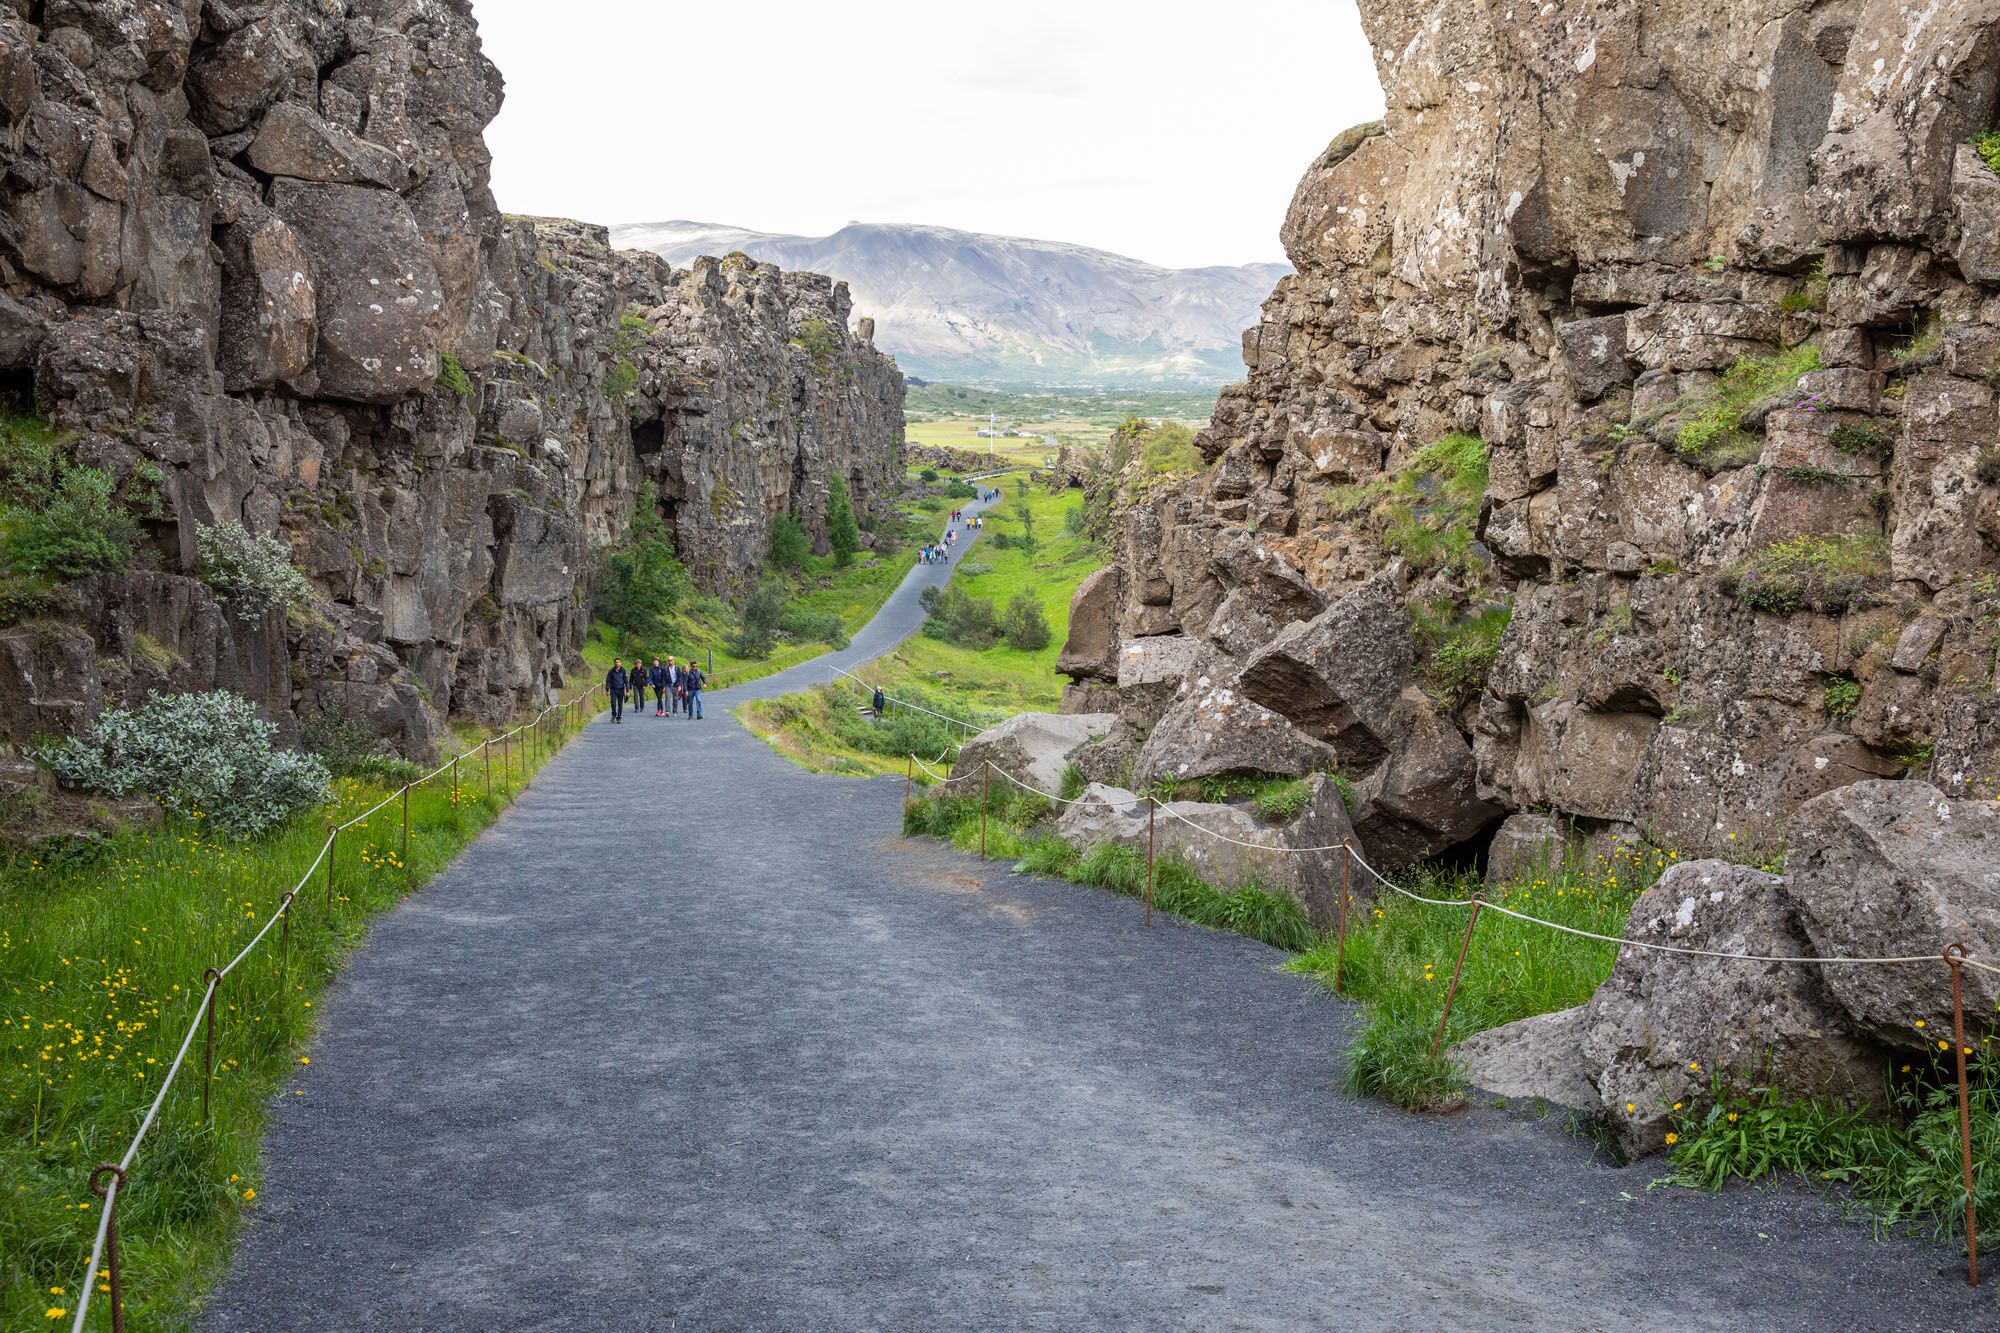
<box><xmin>606</xmin><ymin>659</ymin><xmax>629</xmax><ymax>723</ymax></box>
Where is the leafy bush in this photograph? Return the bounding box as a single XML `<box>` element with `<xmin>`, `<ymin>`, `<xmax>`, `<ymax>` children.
<box><xmin>767</xmin><ymin>513</ymin><xmax>810</xmax><ymax>570</ymax></box>
<box><xmin>728</xmin><ymin>581</ymin><xmax>786</xmax><ymax>658</ymax></box>
<box><xmin>793</xmin><ymin>317</ymin><xmax>840</xmax><ymax>370</ymax></box>
<box><xmin>3</xmin><ymin>461</ymin><xmax>138</xmax><ymax>577</ymax></box>
<box><xmin>920</xmin><ymin>584</ymin><xmax>1002</xmax><ymax>648</ymax></box>
<box><xmin>1142</xmin><ymin>421</ymin><xmax>1203</xmax><ymax>473</ymax></box>
<box><xmin>594</xmin><ymin>482</ymin><xmax>692</xmax><ymax>641</ymax></box>
<box><xmin>41</xmin><ymin>690</ymin><xmax>330</xmax><ymax>836</ymax></box>
<box><xmin>1829</xmin><ymin>417</ymin><xmax>1895</xmax><ymax>459</ymax></box>
<box><xmin>827</xmin><ymin>475</ymin><xmax>860</xmax><ymax>566</ymax></box>
<box><xmin>777</xmin><ymin>605</ymin><xmax>849</xmax><ymax>649</ymax></box>
<box><xmin>1824</xmin><ymin>674</ymin><xmax>1861</xmax><ymax>721</ymax></box>
<box><xmin>1720</xmin><ymin>534</ymin><xmax>1887</xmax><ymax>614</ymax></box>
<box><xmin>301</xmin><ymin>710</ymin><xmax>422</xmax><ymax>783</ymax></box>
<box><xmin>999</xmin><ymin>592</ymin><xmax>1051</xmax><ymax>650</ymax></box>
<box><xmin>603</xmin><ymin>359</ymin><xmax>639</xmax><ymax>402</ymax></box>
<box><xmin>942</xmin><ymin>479</ymin><xmax>978</xmax><ymax>499</ymax></box>
<box><xmin>1252</xmin><ymin>778</ymin><xmax>1313</xmax><ymax>823</ymax></box>
<box><xmin>1974</xmin><ymin>129</ymin><xmax>2000</xmax><ymax>175</ymax></box>
<box><xmin>918</xmin><ymin>467</ymin><xmax>939</xmax><ymax>483</ymax></box>
<box><xmin>1058</xmin><ymin>762</ymin><xmax>1087</xmax><ymax>801</ymax></box>
<box><xmin>194</xmin><ymin>520</ymin><xmax>312</xmax><ymax>616</ymax></box>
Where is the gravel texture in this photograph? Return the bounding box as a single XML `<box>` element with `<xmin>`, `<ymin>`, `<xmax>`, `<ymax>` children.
<box><xmin>201</xmin><ymin>503</ymin><xmax>1993</xmax><ymax>1331</ymax></box>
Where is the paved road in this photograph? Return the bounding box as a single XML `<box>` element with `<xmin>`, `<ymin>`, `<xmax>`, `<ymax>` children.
<box><xmin>202</xmin><ymin>495</ymin><xmax>1991</xmax><ymax>1330</ymax></box>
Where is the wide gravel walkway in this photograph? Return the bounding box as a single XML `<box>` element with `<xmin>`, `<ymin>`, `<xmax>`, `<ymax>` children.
<box><xmin>202</xmin><ymin>496</ymin><xmax>1990</xmax><ymax>1330</ymax></box>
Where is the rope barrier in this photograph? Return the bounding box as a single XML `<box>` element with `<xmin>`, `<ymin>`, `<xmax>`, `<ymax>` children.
<box><xmin>963</xmin><ymin>756</ymin><xmax>1980</xmax><ymax>972</ymax></box>
<box><xmin>829</xmin><ymin>665</ymin><xmax>983</xmax><ymax>734</ymax></box>
<box><xmin>65</xmin><ymin>683</ymin><xmax>598</xmax><ymax>1330</ymax></box>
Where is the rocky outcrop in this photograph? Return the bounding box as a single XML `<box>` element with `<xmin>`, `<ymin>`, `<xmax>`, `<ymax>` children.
<box><xmin>1459</xmin><ymin>781</ymin><xmax>1998</xmax><ymax>1157</ymax></box>
<box><xmin>1062</xmin><ymin>0</ymin><xmax>2000</xmax><ymax>866</ymax></box>
<box><xmin>0</xmin><ymin>1</ymin><xmax>902</xmax><ymax>760</ymax></box>
<box><xmin>946</xmin><ymin>711</ymin><xmax>1118</xmax><ymax>797</ymax></box>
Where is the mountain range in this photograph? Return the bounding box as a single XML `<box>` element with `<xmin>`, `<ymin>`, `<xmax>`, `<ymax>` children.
<box><xmin>609</xmin><ymin>220</ymin><xmax>1289</xmax><ymax>388</ymax></box>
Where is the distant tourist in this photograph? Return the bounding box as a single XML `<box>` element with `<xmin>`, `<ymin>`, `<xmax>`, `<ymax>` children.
<box><xmin>664</xmin><ymin>656</ymin><xmax>681</xmax><ymax>714</ymax></box>
<box><xmin>606</xmin><ymin>659</ymin><xmax>629</xmax><ymax>723</ymax></box>
<box><xmin>682</xmin><ymin>662</ymin><xmax>705</xmax><ymax>720</ymax></box>
<box><xmin>650</xmin><ymin>657</ymin><xmax>667</xmax><ymax>717</ymax></box>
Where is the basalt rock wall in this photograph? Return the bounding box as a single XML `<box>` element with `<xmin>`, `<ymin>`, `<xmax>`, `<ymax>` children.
<box><xmin>0</xmin><ymin>0</ymin><xmax>901</xmax><ymax>761</ymax></box>
<box><xmin>1065</xmin><ymin>0</ymin><xmax>2000</xmax><ymax>865</ymax></box>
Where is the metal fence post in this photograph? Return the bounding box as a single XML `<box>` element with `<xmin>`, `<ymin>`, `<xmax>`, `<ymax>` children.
<box><xmin>1145</xmin><ymin>796</ymin><xmax>1156</xmax><ymax>927</ymax></box>
<box><xmin>1945</xmin><ymin>943</ymin><xmax>1981</xmax><ymax>1286</ymax></box>
<box><xmin>325</xmin><ymin>824</ymin><xmax>338</xmax><ymax>910</ymax></box>
<box><xmin>1335</xmin><ymin>842</ymin><xmax>1352</xmax><ymax>994</ymax></box>
<box><xmin>89</xmin><ymin>1163</ymin><xmax>126</xmax><ymax>1333</ymax></box>
<box><xmin>1431</xmin><ymin>897</ymin><xmax>1483</xmax><ymax>1059</ymax></box>
<box><xmin>484</xmin><ymin>742</ymin><xmax>491</xmax><ymax>799</ymax></box>
<box><xmin>980</xmin><ymin>763</ymin><xmax>989</xmax><ymax>860</ymax></box>
<box><xmin>401</xmin><ymin>782</ymin><xmax>411</xmax><ymax>885</ymax></box>
<box><xmin>200</xmin><ymin>967</ymin><xmax>221</xmax><ymax>1124</ymax></box>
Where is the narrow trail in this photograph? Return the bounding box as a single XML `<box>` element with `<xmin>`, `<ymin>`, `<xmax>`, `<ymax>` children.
<box><xmin>201</xmin><ymin>491</ymin><xmax>1988</xmax><ymax>1331</ymax></box>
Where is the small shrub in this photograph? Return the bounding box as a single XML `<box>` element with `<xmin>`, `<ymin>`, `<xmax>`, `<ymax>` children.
<box><xmin>918</xmin><ymin>467</ymin><xmax>940</xmax><ymax>483</ymax></box>
<box><xmin>1142</xmin><ymin>421</ymin><xmax>1202</xmax><ymax>473</ymax></box>
<box><xmin>728</xmin><ymin>582</ymin><xmax>786</xmax><ymax>659</ymax></box>
<box><xmin>594</xmin><ymin>481</ymin><xmax>691</xmax><ymax>640</ymax></box>
<box><xmin>194</xmin><ymin>520</ymin><xmax>312</xmax><ymax>616</ymax></box>
<box><xmin>1673</xmin><ymin>346</ymin><xmax>1823</xmax><ymax>469</ymax></box>
<box><xmin>776</xmin><ymin>605</ymin><xmax>848</xmax><ymax>649</ymax></box>
<box><xmin>41</xmin><ymin>690</ymin><xmax>330</xmax><ymax>837</ymax></box>
<box><xmin>301</xmin><ymin>710</ymin><xmax>421</xmax><ymax>783</ymax></box>
<box><xmin>603</xmin><ymin>358</ymin><xmax>639</xmax><ymax>402</ymax></box>
<box><xmin>1058</xmin><ymin>763</ymin><xmax>1087</xmax><ymax>801</ymax></box>
<box><xmin>767</xmin><ymin>513</ymin><xmax>810</xmax><ymax>570</ymax></box>
<box><xmin>436</xmin><ymin>351</ymin><xmax>474</xmax><ymax>400</ymax></box>
<box><xmin>1974</xmin><ymin>129</ymin><xmax>2000</xmax><ymax>176</ymax></box>
<box><xmin>920</xmin><ymin>584</ymin><xmax>1003</xmax><ymax>649</ymax></box>
<box><xmin>827</xmin><ymin>475</ymin><xmax>860</xmax><ymax>567</ymax></box>
<box><xmin>957</xmin><ymin>561</ymin><xmax>994</xmax><ymax>577</ymax></box>
<box><xmin>793</xmin><ymin>317</ymin><xmax>839</xmax><ymax>371</ymax></box>
<box><xmin>942</xmin><ymin>479</ymin><xmax>978</xmax><ymax>500</ymax></box>
<box><xmin>1829</xmin><ymin>418</ymin><xmax>1894</xmax><ymax>459</ymax></box>
<box><xmin>1000</xmin><ymin>592</ymin><xmax>1051</xmax><ymax>651</ymax></box>
<box><xmin>1824</xmin><ymin>675</ymin><xmax>1861</xmax><ymax>721</ymax></box>
<box><xmin>3</xmin><ymin>462</ymin><xmax>138</xmax><ymax>577</ymax></box>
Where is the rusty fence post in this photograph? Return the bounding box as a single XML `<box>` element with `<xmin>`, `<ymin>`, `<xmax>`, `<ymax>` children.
<box><xmin>484</xmin><ymin>742</ymin><xmax>491</xmax><ymax>800</ymax></box>
<box><xmin>980</xmin><ymin>762</ymin><xmax>989</xmax><ymax>860</ymax></box>
<box><xmin>1334</xmin><ymin>842</ymin><xmax>1353</xmax><ymax>995</ymax></box>
<box><xmin>452</xmin><ymin>754</ymin><xmax>461</xmax><ymax>825</ymax></box>
<box><xmin>200</xmin><ymin>966</ymin><xmax>221</xmax><ymax>1124</ymax></box>
<box><xmin>89</xmin><ymin>1162</ymin><xmax>127</xmax><ymax>1333</ymax></box>
<box><xmin>1945</xmin><ymin>943</ymin><xmax>1981</xmax><ymax>1287</ymax></box>
<box><xmin>1431</xmin><ymin>896</ymin><xmax>1484</xmax><ymax>1060</ymax></box>
<box><xmin>1145</xmin><ymin>796</ymin><xmax>1156</xmax><ymax>927</ymax></box>
<box><xmin>281</xmin><ymin>888</ymin><xmax>295</xmax><ymax>949</ymax></box>
<box><xmin>401</xmin><ymin>782</ymin><xmax>411</xmax><ymax>886</ymax></box>
<box><xmin>324</xmin><ymin>824</ymin><xmax>338</xmax><ymax>911</ymax></box>
<box><xmin>904</xmin><ymin>753</ymin><xmax>912</xmax><ymax>807</ymax></box>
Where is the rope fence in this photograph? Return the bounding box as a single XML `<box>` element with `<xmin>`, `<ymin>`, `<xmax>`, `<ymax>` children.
<box><xmin>66</xmin><ymin>683</ymin><xmax>603</xmax><ymax>1332</ymax></box>
<box><xmin>912</xmin><ymin>753</ymin><xmax>1995</xmax><ymax>1286</ymax></box>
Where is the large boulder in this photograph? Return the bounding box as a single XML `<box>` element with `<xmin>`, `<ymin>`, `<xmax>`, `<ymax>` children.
<box><xmin>1237</xmin><ymin>570</ymin><xmax>1415</xmax><ymax>768</ymax></box>
<box><xmin>1131</xmin><ymin>679</ymin><xmax>1339</xmax><ymax>788</ymax></box>
<box><xmin>1054</xmin><ymin>774</ymin><xmax>1358</xmax><ymax>928</ymax></box>
<box><xmin>1579</xmin><ymin>860</ymin><xmax>1885</xmax><ymax>1159</ymax></box>
<box><xmin>1114</xmin><ymin>634</ymin><xmax>1202</xmax><ymax>730</ymax></box>
<box><xmin>948</xmin><ymin>711</ymin><xmax>1117</xmax><ymax>798</ymax></box>
<box><xmin>269</xmin><ymin>180</ymin><xmax>443</xmax><ymax>402</ymax></box>
<box><xmin>1786</xmin><ymin>780</ymin><xmax>2000</xmax><ymax>1049</ymax></box>
<box><xmin>1454</xmin><ymin>1007</ymin><xmax>1596</xmax><ymax>1108</ymax></box>
<box><xmin>1350</xmin><ymin>693</ymin><xmax>1500</xmax><ymax>866</ymax></box>
<box><xmin>247</xmin><ymin>102</ymin><xmax>415</xmax><ymax>190</ymax></box>
<box><xmin>1056</xmin><ymin>566</ymin><xmax>1122</xmax><ymax>683</ymax></box>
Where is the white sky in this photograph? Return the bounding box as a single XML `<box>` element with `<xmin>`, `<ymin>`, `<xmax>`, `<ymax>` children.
<box><xmin>471</xmin><ymin>1</ymin><xmax>1385</xmax><ymax>270</ymax></box>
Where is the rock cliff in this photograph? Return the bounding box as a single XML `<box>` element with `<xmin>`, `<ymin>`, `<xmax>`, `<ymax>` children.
<box><xmin>1064</xmin><ymin>0</ymin><xmax>2000</xmax><ymax>866</ymax></box>
<box><xmin>0</xmin><ymin>0</ymin><xmax>902</xmax><ymax>762</ymax></box>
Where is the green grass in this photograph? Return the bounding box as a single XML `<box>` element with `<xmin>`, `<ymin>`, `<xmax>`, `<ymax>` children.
<box><xmin>1718</xmin><ymin>534</ymin><xmax>1889</xmax><ymax>615</ymax></box>
<box><xmin>741</xmin><ymin>480</ymin><xmax>1104</xmax><ymax>773</ymax></box>
<box><xmin>1666</xmin><ymin>1055</ymin><xmax>2000</xmax><ymax>1246</ymax></box>
<box><xmin>1</xmin><ymin>705</ymin><xmax>592</xmax><ymax>1330</ymax></box>
<box><xmin>899</xmin><ymin>792</ymin><xmax>1316</xmax><ymax>952</ymax></box>
<box><xmin>1671</xmin><ymin>346</ymin><xmax>1821</xmax><ymax>469</ymax></box>
<box><xmin>1974</xmin><ymin>130</ymin><xmax>2000</xmax><ymax>176</ymax></box>
<box><xmin>1321</xmin><ymin>434</ymin><xmax>1489</xmax><ymax>579</ymax></box>
<box><xmin>1287</xmin><ymin>842</ymin><xmax>1673</xmax><ymax>1111</ymax></box>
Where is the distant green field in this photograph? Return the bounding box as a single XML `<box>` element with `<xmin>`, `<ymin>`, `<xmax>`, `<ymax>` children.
<box><xmin>904</xmin><ymin>383</ymin><xmax>1217</xmax><ymax>469</ymax></box>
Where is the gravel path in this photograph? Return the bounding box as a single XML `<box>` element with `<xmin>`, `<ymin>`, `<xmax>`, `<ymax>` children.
<box><xmin>201</xmin><ymin>496</ymin><xmax>1992</xmax><ymax>1331</ymax></box>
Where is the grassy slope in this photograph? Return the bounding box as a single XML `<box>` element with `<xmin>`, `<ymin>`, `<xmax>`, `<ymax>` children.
<box><xmin>739</xmin><ymin>479</ymin><xmax>1100</xmax><ymax>778</ymax></box>
<box><xmin>1</xmin><ymin>711</ymin><xmax>589</xmax><ymax>1330</ymax></box>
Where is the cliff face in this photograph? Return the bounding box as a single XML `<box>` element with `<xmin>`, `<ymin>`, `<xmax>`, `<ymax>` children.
<box><xmin>0</xmin><ymin>0</ymin><xmax>901</xmax><ymax>761</ymax></box>
<box><xmin>1066</xmin><ymin>0</ymin><xmax>2000</xmax><ymax>863</ymax></box>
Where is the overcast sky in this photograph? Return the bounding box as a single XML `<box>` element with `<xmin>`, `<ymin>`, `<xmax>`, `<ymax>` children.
<box><xmin>470</xmin><ymin>1</ymin><xmax>1384</xmax><ymax>270</ymax></box>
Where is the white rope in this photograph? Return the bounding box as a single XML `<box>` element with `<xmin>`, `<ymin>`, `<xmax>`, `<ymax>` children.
<box><xmin>949</xmin><ymin>759</ymin><xmax>1971</xmax><ymax>971</ymax></box>
<box><xmin>980</xmin><ymin>758</ymin><xmax>1149</xmax><ymax>809</ymax></box>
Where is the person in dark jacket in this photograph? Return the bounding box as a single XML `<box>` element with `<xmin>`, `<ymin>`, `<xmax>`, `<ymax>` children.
<box><xmin>606</xmin><ymin>659</ymin><xmax>628</xmax><ymax>723</ymax></box>
<box><xmin>682</xmin><ymin>663</ymin><xmax>705</xmax><ymax>720</ymax></box>
<box><xmin>650</xmin><ymin>658</ymin><xmax>667</xmax><ymax>717</ymax></box>
<box><xmin>663</xmin><ymin>657</ymin><xmax>681</xmax><ymax>715</ymax></box>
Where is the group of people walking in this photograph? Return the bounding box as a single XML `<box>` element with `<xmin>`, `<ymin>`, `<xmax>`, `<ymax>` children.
<box><xmin>604</xmin><ymin>656</ymin><xmax>704</xmax><ymax>724</ymax></box>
